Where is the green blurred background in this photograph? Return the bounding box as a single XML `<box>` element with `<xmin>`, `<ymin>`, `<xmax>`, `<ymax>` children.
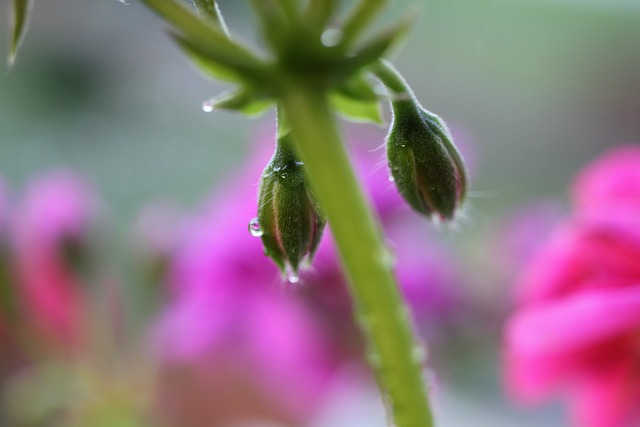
<box><xmin>1</xmin><ymin>1</ymin><xmax>639</xmax><ymax>426</ymax></box>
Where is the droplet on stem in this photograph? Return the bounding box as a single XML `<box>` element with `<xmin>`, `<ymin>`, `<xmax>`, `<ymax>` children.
<box><xmin>287</xmin><ymin>270</ymin><xmax>299</xmax><ymax>284</ymax></box>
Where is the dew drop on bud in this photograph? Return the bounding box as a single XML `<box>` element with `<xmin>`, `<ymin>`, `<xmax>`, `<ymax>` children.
<box><xmin>248</xmin><ymin>217</ymin><xmax>263</xmax><ymax>237</ymax></box>
<box><xmin>202</xmin><ymin>99</ymin><xmax>214</xmax><ymax>113</ymax></box>
<box><xmin>388</xmin><ymin>176</ymin><xmax>395</xmax><ymax>182</ymax></box>
<box><xmin>287</xmin><ymin>270</ymin><xmax>299</xmax><ymax>284</ymax></box>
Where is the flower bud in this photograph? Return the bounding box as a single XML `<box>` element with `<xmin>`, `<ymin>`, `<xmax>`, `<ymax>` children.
<box><xmin>386</xmin><ymin>99</ymin><xmax>467</xmax><ymax>220</ymax></box>
<box><xmin>257</xmin><ymin>133</ymin><xmax>326</xmax><ymax>275</ymax></box>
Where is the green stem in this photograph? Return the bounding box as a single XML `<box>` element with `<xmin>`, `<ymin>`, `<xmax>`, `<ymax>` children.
<box><xmin>371</xmin><ymin>59</ymin><xmax>413</xmax><ymax>97</ymax></box>
<box><xmin>281</xmin><ymin>81</ymin><xmax>434</xmax><ymax>427</ymax></box>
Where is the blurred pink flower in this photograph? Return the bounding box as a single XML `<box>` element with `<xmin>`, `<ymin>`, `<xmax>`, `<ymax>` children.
<box><xmin>12</xmin><ymin>170</ymin><xmax>96</xmax><ymax>348</ymax></box>
<box><xmin>152</xmin><ymin>127</ymin><xmax>466</xmax><ymax>425</ymax></box>
<box><xmin>0</xmin><ymin>179</ymin><xmax>12</xmax><ymax>344</ymax></box>
<box><xmin>504</xmin><ymin>144</ymin><xmax>640</xmax><ymax>427</ymax></box>
<box><xmin>573</xmin><ymin>145</ymin><xmax>640</xmax><ymax>215</ymax></box>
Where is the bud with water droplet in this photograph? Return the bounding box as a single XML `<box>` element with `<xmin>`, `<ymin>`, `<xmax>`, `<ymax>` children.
<box><xmin>257</xmin><ymin>133</ymin><xmax>326</xmax><ymax>275</ymax></box>
<box><xmin>386</xmin><ymin>98</ymin><xmax>467</xmax><ymax>220</ymax></box>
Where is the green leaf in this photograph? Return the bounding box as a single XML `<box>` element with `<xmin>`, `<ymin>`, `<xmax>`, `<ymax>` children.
<box><xmin>141</xmin><ymin>0</ymin><xmax>264</xmax><ymax>77</ymax></box>
<box><xmin>8</xmin><ymin>0</ymin><xmax>33</xmax><ymax>65</ymax></box>
<box><xmin>338</xmin><ymin>72</ymin><xmax>381</xmax><ymax>102</ymax></box>
<box><xmin>343</xmin><ymin>14</ymin><xmax>414</xmax><ymax>75</ymax></box>
<box><xmin>340</xmin><ymin>0</ymin><xmax>388</xmax><ymax>48</ymax></box>
<box><xmin>191</xmin><ymin>0</ymin><xmax>229</xmax><ymax>36</ymax></box>
<box><xmin>170</xmin><ymin>32</ymin><xmax>245</xmax><ymax>83</ymax></box>
<box><xmin>207</xmin><ymin>90</ymin><xmax>274</xmax><ymax>117</ymax></box>
<box><xmin>329</xmin><ymin>72</ymin><xmax>383</xmax><ymax>124</ymax></box>
<box><xmin>329</xmin><ymin>90</ymin><xmax>383</xmax><ymax>125</ymax></box>
<box><xmin>303</xmin><ymin>0</ymin><xmax>337</xmax><ymax>33</ymax></box>
<box><xmin>249</xmin><ymin>0</ymin><xmax>290</xmax><ymax>51</ymax></box>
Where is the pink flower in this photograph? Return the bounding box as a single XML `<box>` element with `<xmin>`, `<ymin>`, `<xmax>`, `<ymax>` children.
<box><xmin>573</xmin><ymin>145</ymin><xmax>640</xmax><ymax>215</ymax></box>
<box><xmin>504</xmin><ymin>144</ymin><xmax>640</xmax><ymax>427</ymax></box>
<box><xmin>0</xmin><ymin>178</ymin><xmax>12</xmax><ymax>343</ymax></box>
<box><xmin>12</xmin><ymin>170</ymin><xmax>96</xmax><ymax>348</ymax></box>
<box><xmin>152</xmin><ymin>126</ymin><xmax>466</xmax><ymax>425</ymax></box>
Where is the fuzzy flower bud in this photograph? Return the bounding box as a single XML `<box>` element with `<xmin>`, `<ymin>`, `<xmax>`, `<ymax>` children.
<box><xmin>256</xmin><ymin>133</ymin><xmax>326</xmax><ymax>276</ymax></box>
<box><xmin>386</xmin><ymin>98</ymin><xmax>467</xmax><ymax>220</ymax></box>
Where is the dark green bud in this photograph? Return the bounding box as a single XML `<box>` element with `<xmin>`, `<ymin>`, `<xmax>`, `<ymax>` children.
<box><xmin>386</xmin><ymin>98</ymin><xmax>467</xmax><ymax>220</ymax></box>
<box><xmin>255</xmin><ymin>133</ymin><xmax>326</xmax><ymax>278</ymax></box>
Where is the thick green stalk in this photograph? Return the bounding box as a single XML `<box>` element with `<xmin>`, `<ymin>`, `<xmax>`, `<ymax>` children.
<box><xmin>281</xmin><ymin>81</ymin><xmax>434</xmax><ymax>427</ymax></box>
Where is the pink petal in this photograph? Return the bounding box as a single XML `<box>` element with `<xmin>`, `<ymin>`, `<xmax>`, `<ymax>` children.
<box><xmin>504</xmin><ymin>287</ymin><xmax>640</xmax><ymax>402</ymax></box>
<box><xmin>569</xmin><ymin>353</ymin><xmax>640</xmax><ymax>427</ymax></box>
<box><xmin>508</xmin><ymin>288</ymin><xmax>640</xmax><ymax>356</ymax></box>
<box><xmin>572</xmin><ymin>144</ymin><xmax>640</xmax><ymax>215</ymax></box>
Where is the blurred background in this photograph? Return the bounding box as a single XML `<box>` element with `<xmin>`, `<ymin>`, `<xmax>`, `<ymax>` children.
<box><xmin>0</xmin><ymin>0</ymin><xmax>639</xmax><ymax>426</ymax></box>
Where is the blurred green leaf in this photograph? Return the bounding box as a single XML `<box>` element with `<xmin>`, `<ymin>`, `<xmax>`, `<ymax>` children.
<box><xmin>338</xmin><ymin>72</ymin><xmax>381</xmax><ymax>101</ymax></box>
<box><xmin>141</xmin><ymin>0</ymin><xmax>264</xmax><ymax>77</ymax></box>
<box><xmin>340</xmin><ymin>0</ymin><xmax>388</xmax><ymax>48</ymax></box>
<box><xmin>207</xmin><ymin>90</ymin><xmax>273</xmax><ymax>116</ymax></box>
<box><xmin>170</xmin><ymin>32</ymin><xmax>245</xmax><ymax>83</ymax></box>
<box><xmin>249</xmin><ymin>0</ymin><xmax>290</xmax><ymax>51</ymax></box>
<box><xmin>8</xmin><ymin>0</ymin><xmax>33</xmax><ymax>65</ymax></box>
<box><xmin>303</xmin><ymin>0</ymin><xmax>337</xmax><ymax>33</ymax></box>
<box><xmin>329</xmin><ymin>90</ymin><xmax>383</xmax><ymax>125</ymax></box>
<box><xmin>191</xmin><ymin>0</ymin><xmax>229</xmax><ymax>36</ymax></box>
<box><xmin>343</xmin><ymin>14</ymin><xmax>414</xmax><ymax>75</ymax></box>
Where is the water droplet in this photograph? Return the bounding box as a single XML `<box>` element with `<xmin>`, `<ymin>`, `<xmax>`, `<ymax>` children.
<box><xmin>287</xmin><ymin>271</ymin><xmax>299</xmax><ymax>284</ymax></box>
<box><xmin>411</xmin><ymin>344</ymin><xmax>427</xmax><ymax>365</ymax></box>
<box><xmin>366</xmin><ymin>352</ymin><xmax>382</xmax><ymax>369</ymax></box>
<box><xmin>378</xmin><ymin>247</ymin><xmax>396</xmax><ymax>269</ymax></box>
<box><xmin>321</xmin><ymin>29</ymin><xmax>342</xmax><ymax>47</ymax></box>
<box><xmin>430</xmin><ymin>215</ymin><xmax>444</xmax><ymax>227</ymax></box>
<box><xmin>202</xmin><ymin>98</ymin><xmax>214</xmax><ymax>112</ymax></box>
<box><xmin>248</xmin><ymin>217</ymin><xmax>263</xmax><ymax>237</ymax></box>
<box><xmin>388</xmin><ymin>175</ymin><xmax>395</xmax><ymax>182</ymax></box>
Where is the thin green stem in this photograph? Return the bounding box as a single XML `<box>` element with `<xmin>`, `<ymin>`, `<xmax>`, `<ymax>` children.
<box><xmin>281</xmin><ymin>81</ymin><xmax>434</xmax><ymax>427</ymax></box>
<box><xmin>371</xmin><ymin>59</ymin><xmax>413</xmax><ymax>96</ymax></box>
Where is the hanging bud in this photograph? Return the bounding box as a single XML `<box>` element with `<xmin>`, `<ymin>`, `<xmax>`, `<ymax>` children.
<box><xmin>256</xmin><ymin>133</ymin><xmax>326</xmax><ymax>276</ymax></box>
<box><xmin>386</xmin><ymin>98</ymin><xmax>467</xmax><ymax>220</ymax></box>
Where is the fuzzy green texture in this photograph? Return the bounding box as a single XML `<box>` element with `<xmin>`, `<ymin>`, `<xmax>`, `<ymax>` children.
<box><xmin>258</xmin><ymin>133</ymin><xmax>325</xmax><ymax>273</ymax></box>
<box><xmin>374</xmin><ymin>60</ymin><xmax>467</xmax><ymax>220</ymax></box>
<box><xmin>387</xmin><ymin>99</ymin><xmax>466</xmax><ymax>219</ymax></box>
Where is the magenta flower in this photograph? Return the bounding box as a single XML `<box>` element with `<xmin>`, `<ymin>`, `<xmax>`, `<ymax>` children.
<box><xmin>0</xmin><ymin>178</ymin><xmax>12</xmax><ymax>343</ymax></box>
<box><xmin>12</xmin><ymin>170</ymin><xmax>96</xmax><ymax>348</ymax></box>
<box><xmin>504</xmin><ymin>144</ymin><xmax>640</xmax><ymax>427</ymax></box>
<box><xmin>573</xmin><ymin>145</ymin><xmax>640</xmax><ymax>215</ymax></box>
<box><xmin>152</xmin><ymin>127</ymin><xmax>466</xmax><ymax>425</ymax></box>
